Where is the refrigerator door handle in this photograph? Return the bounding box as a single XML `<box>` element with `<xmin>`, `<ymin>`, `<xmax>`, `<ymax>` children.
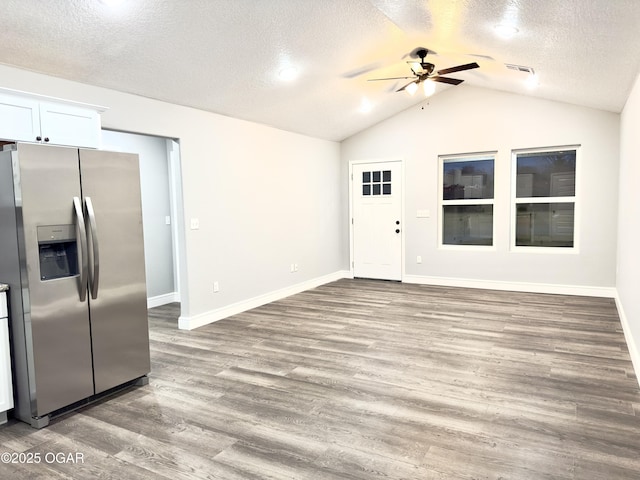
<box><xmin>85</xmin><ymin>196</ymin><xmax>100</xmax><ymax>300</ymax></box>
<box><xmin>73</xmin><ymin>196</ymin><xmax>89</xmax><ymax>302</ymax></box>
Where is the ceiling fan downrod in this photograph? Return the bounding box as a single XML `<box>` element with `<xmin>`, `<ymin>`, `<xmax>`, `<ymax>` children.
<box><xmin>415</xmin><ymin>49</ymin><xmax>435</xmax><ymax>76</ymax></box>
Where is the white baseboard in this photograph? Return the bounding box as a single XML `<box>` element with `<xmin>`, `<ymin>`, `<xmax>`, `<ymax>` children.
<box><xmin>403</xmin><ymin>274</ymin><xmax>617</xmax><ymax>298</ymax></box>
<box><xmin>147</xmin><ymin>291</ymin><xmax>180</xmax><ymax>309</ymax></box>
<box><xmin>614</xmin><ymin>293</ymin><xmax>640</xmax><ymax>389</ymax></box>
<box><xmin>178</xmin><ymin>270</ymin><xmax>350</xmax><ymax>330</ymax></box>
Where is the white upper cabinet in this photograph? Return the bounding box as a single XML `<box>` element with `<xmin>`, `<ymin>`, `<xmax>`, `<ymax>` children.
<box><xmin>39</xmin><ymin>101</ymin><xmax>101</xmax><ymax>148</ymax></box>
<box><xmin>0</xmin><ymin>92</ymin><xmax>41</xmax><ymax>142</ymax></box>
<box><xmin>0</xmin><ymin>88</ymin><xmax>106</xmax><ymax>149</ymax></box>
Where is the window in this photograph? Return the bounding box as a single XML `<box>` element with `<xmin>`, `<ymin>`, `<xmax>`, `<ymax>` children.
<box><xmin>440</xmin><ymin>154</ymin><xmax>495</xmax><ymax>246</ymax></box>
<box><xmin>512</xmin><ymin>147</ymin><xmax>577</xmax><ymax>249</ymax></box>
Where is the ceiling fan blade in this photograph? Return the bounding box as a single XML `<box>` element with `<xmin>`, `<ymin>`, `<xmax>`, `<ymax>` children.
<box><xmin>368</xmin><ymin>76</ymin><xmax>414</xmax><ymax>82</ymax></box>
<box><xmin>342</xmin><ymin>62</ymin><xmax>383</xmax><ymax>79</ymax></box>
<box><xmin>396</xmin><ymin>80</ymin><xmax>418</xmax><ymax>92</ymax></box>
<box><xmin>436</xmin><ymin>62</ymin><xmax>479</xmax><ymax>76</ymax></box>
<box><xmin>431</xmin><ymin>76</ymin><xmax>464</xmax><ymax>85</ymax></box>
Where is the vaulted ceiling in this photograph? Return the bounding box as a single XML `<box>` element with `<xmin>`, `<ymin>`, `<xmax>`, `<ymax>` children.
<box><xmin>1</xmin><ymin>0</ymin><xmax>639</xmax><ymax>141</ymax></box>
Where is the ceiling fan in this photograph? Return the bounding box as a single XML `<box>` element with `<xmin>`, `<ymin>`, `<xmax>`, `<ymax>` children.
<box><xmin>368</xmin><ymin>48</ymin><xmax>479</xmax><ymax>95</ymax></box>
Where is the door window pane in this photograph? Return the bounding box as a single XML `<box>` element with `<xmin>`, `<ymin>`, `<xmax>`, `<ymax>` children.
<box><xmin>515</xmin><ymin>203</ymin><xmax>574</xmax><ymax>247</ymax></box>
<box><xmin>443</xmin><ymin>205</ymin><xmax>493</xmax><ymax>246</ymax></box>
<box><xmin>362</xmin><ymin>169</ymin><xmax>391</xmax><ymax>196</ymax></box>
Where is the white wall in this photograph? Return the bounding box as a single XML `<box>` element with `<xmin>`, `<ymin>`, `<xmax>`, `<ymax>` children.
<box><xmin>101</xmin><ymin>130</ymin><xmax>175</xmax><ymax>302</ymax></box>
<box><xmin>0</xmin><ymin>64</ymin><xmax>345</xmax><ymax>328</ymax></box>
<box><xmin>617</xmin><ymin>71</ymin><xmax>640</xmax><ymax>375</ymax></box>
<box><xmin>341</xmin><ymin>86</ymin><xmax>620</xmax><ymax>294</ymax></box>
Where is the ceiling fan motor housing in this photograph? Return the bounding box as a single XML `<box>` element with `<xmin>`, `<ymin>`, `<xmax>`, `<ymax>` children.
<box><xmin>422</xmin><ymin>63</ymin><xmax>435</xmax><ymax>75</ymax></box>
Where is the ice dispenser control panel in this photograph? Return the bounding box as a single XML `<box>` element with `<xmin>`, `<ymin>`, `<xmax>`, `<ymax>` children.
<box><xmin>37</xmin><ymin>225</ymin><xmax>79</xmax><ymax>281</ymax></box>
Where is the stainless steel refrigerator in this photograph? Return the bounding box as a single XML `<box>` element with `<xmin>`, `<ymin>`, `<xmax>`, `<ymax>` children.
<box><xmin>0</xmin><ymin>142</ymin><xmax>150</xmax><ymax>428</ymax></box>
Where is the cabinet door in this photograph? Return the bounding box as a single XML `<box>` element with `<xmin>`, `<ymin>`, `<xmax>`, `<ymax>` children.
<box><xmin>39</xmin><ymin>102</ymin><xmax>101</xmax><ymax>148</ymax></box>
<box><xmin>0</xmin><ymin>93</ymin><xmax>41</xmax><ymax>142</ymax></box>
<box><xmin>0</xmin><ymin>294</ymin><xmax>13</xmax><ymax>415</ymax></box>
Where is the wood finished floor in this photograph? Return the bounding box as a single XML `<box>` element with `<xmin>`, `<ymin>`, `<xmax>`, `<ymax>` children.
<box><xmin>1</xmin><ymin>278</ymin><xmax>639</xmax><ymax>479</ymax></box>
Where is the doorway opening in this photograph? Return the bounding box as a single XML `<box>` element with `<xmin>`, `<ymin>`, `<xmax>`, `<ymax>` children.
<box><xmin>101</xmin><ymin>130</ymin><xmax>186</xmax><ymax>318</ymax></box>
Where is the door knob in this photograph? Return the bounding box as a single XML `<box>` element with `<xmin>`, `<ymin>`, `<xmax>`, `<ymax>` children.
<box><xmin>396</xmin><ymin>220</ymin><xmax>400</xmax><ymax>225</ymax></box>
<box><xmin>395</xmin><ymin>229</ymin><xmax>400</xmax><ymax>233</ymax></box>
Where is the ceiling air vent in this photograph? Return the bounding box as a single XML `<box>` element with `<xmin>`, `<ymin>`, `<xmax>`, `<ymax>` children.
<box><xmin>505</xmin><ymin>64</ymin><xmax>535</xmax><ymax>75</ymax></box>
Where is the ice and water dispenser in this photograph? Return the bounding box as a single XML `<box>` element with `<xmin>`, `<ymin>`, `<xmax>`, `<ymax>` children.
<box><xmin>37</xmin><ymin>225</ymin><xmax>79</xmax><ymax>281</ymax></box>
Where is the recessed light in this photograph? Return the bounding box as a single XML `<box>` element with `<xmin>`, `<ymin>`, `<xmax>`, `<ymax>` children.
<box><xmin>494</xmin><ymin>24</ymin><xmax>519</xmax><ymax>38</ymax></box>
<box><xmin>278</xmin><ymin>67</ymin><xmax>299</xmax><ymax>82</ymax></box>
<box><xmin>100</xmin><ymin>0</ymin><xmax>125</xmax><ymax>7</ymax></box>
<box><xmin>526</xmin><ymin>73</ymin><xmax>539</xmax><ymax>89</ymax></box>
<box><xmin>359</xmin><ymin>98</ymin><xmax>373</xmax><ymax>113</ymax></box>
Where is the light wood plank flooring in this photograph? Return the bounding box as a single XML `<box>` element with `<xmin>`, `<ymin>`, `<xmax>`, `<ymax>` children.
<box><xmin>1</xmin><ymin>278</ymin><xmax>639</xmax><ymax>479</ymax></box>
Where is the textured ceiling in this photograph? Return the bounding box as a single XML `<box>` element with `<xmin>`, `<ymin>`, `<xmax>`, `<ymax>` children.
<box><xmin>1</xmin><ymin>0</ymin><xmax>639</xmax><ymax>141</ymax></box>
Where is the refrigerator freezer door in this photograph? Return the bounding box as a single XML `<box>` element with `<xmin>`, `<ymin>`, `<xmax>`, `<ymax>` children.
<box><xmin>79</xmin><ymin>149</ymin><xmax>150</xmax><ymax>394</ymax></box>
<box><xmin>14</xmin><ymin>143</ymin><xmax>94</xmax><ymax>416</ymax></box>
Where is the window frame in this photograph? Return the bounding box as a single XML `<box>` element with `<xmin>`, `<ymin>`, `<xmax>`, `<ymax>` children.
<box><xmin>510</xmin><ymin>145</ymin><xmax>580</xmax><ymax>253</ymax></box>
<box><xmin>438</xmin><ymin>151</ymin><xmax>497</xmax><ymax>250</ymax></box>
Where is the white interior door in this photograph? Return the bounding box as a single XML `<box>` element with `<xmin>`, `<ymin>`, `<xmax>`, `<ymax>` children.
<box><xmin>352</xmin><ymin>161</ymin><xmax>402</xmax><ymax>281</ymax></box>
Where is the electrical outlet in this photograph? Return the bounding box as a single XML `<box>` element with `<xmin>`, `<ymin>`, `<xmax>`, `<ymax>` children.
<box><xmin>417</xmin><ymin>256</ymin><xmax>422</xmax><ymax>264</ymax></box>
<box><xmin>190</xmin><ymin>218</ymin><xmax>199</xmax><ymax>230</ymax></box>
<box><xmin>294</xmin><ymin>264</ymin><xmax>298</xmax><ymax>272</ymax></box>
<box><xmin>213</xmin><ymin>281</ymin><xmax>219</xmax><ymax>293</ymax></box>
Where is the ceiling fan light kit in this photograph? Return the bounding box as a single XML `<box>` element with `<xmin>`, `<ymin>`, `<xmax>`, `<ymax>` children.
<box><xmin>368</xmin><ymin>48</ymin><xmax>479</xmax><ymax>96</ymax></box>
<box><xmin>423</xmin><ymin>79</ymin><xmax>436</xmax><ymax>97</ymax></box>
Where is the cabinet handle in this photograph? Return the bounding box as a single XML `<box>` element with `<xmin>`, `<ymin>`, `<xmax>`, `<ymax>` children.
<box><xmin>44</xmin><ymin>137</ymin><xmax>50</xmax><ymax>143</ymax></box>
<box><xmin>36</xmin><ymin>136</ymin><xmax>42</xmax><ymax>141</ymax></box>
